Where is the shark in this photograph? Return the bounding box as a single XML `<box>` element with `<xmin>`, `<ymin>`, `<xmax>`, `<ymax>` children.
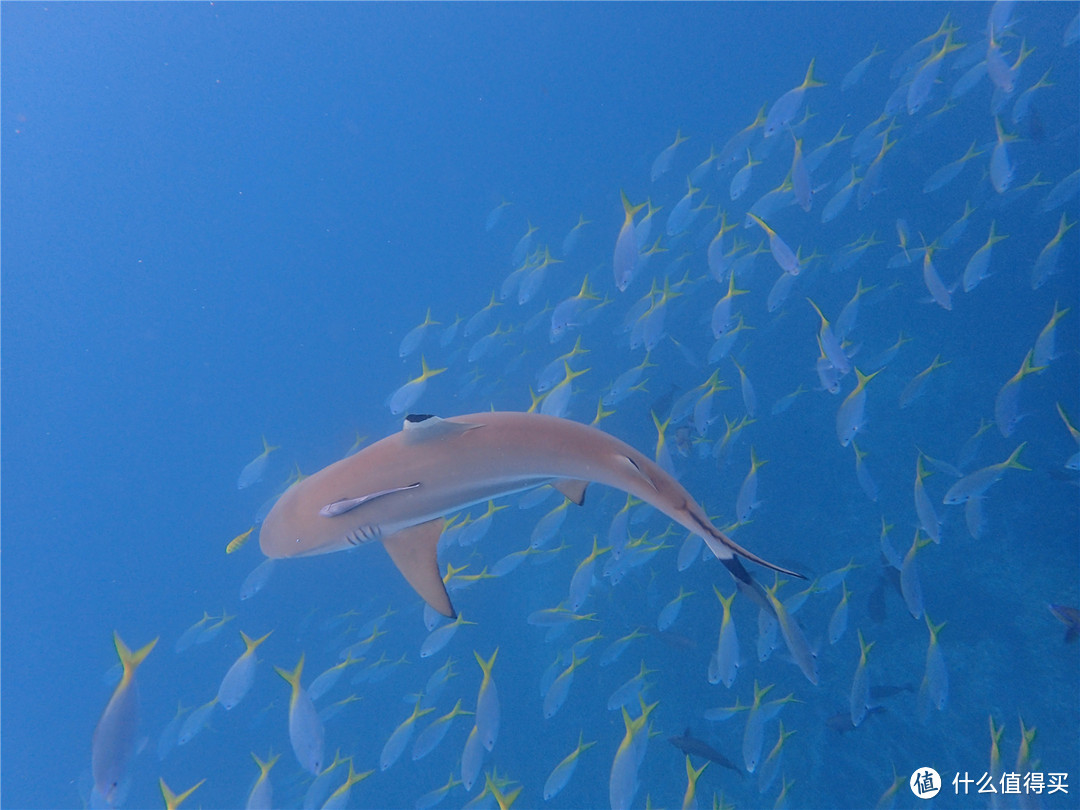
<box><xmin>259</xmin><ymin>412</ymin><xmax>802</xmax><ymax>617</ymax></box>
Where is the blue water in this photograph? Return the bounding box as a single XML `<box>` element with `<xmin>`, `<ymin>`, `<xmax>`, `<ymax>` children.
<box><xmin>3</xmin><ymin>3</ymin><xmax>1078</xmax><ymax>809</ymax></box>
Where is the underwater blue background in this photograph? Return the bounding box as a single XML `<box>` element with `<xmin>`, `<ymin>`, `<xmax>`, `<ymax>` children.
<box><xmin>3</xmin><ymin>2</ymin><xmax>1078</xmax><ymax>808</ymax></box>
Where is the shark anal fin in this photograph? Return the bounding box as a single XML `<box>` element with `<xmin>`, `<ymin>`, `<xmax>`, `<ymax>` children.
<box><xmin>620</xmin><ymin>454</ymin><xmax>659</xmax><ymax>492</ymax></box>
<box><xmin>553</xmin><ymin>479</ymin><xmax>589</xmax><ymax>505</ymax></box>
<box><xmin>381</xmin><ymin>518</ymin><xmax>455</xmax><ymax>618</ymax></box>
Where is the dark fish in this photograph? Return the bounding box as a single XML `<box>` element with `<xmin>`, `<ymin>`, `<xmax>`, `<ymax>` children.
<box><xmin>1028</xmin><ymin>104</ymin><xmax>1044</xmax><ymax>143</ymax></box>
<box><xmin>868</xmin><ymin>575</ymin><xmax>887</xmax><ymax>624</ymax></box>
<box><xmin>826</xmin><ymin>705</ymin><xmax>886</xmax><ymax>733</ymax></box>
<box><xmin>870</xmin><ymin>683</ymin><xmax>917</xmax><ymax>701</ymax></box>
<box><xmin>639</xmin><ymin>625</ymin><xmax>698</xmax><ymax>650</ymax></box>
<box><xmin>1047</xmin><ymin>467</ymin><xmax>1080</xmax><ymax>485</ymax></box>
<box><xmin>668</xmin><ymin>728</ymin><xmax>743</xmax><ymax>777</ymax></box>
<box><xmin>649</xmin><ymin>383</ymin><xmax>681</xmax><ymax>424</ymax></box>
<box><xmin>1049</xmin><ymin>604</ymin><xmax>1080</xmax><ymax>643</ymax></box>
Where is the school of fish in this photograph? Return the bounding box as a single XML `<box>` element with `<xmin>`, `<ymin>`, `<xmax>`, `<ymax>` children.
<box><xmin>87</xmin><ymin>4</ymin><xmax>1078</xmax><ymax>809</ymax></box>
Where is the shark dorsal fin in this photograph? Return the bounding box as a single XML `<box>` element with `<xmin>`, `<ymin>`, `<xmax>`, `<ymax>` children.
<box><xmin>402</xmin><ymin>414</ymin><xmax>482</xmax><ymax>444</ymax></box>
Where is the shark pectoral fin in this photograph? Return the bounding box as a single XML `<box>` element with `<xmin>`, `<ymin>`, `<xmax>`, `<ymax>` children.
<box><xmin>553</xmin><ymin>479</ymin><xmax>589</xmax><ymax>505</ymax></box>
<box><xmin>381</xmin><ymin>518</ymin><xmax>455</xmax><ymax>619</ymax></box>
<box><xmin>320</xmin><ymin>483</ymin><xmax>421</xmax><ymax>517</ymax></box>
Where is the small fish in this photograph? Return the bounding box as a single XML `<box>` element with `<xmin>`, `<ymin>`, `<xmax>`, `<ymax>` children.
<box><xmin>923</xmin><ymin>142</ymin><xmax>984</xmax><ymax>194</ymax></box>
<box><xmin>921</xmin><ymin>242</ymin><xmax>952</xmax><ymax>310</ymax></box>
<box><xmin>790</xmin><ymin>137</ymin><xmax>812</xmax><ymax>212</ymax></box>
<box><xmin>730</xmin><ymin>149</ymin><xmax>762</xmax><ymax>201</ymax></box>
<box><xmin>708</xmin><ymin>586</ymin><xmax>740</xmax><ymax>688</ymax></box>
<box><xmin>217</xmin><ymin>630</ymin><xmax>273</xmax><ymax>710</ymax></box>
<box><xmin>321</xmin><ymin>763</ymin><xmax>372</xmax><ymax>810</ymax></box>
<box><xmin>742</xmin><ymin>681</ymin><xmax>773</xmax><ymax>773</ymax></box>
<box><xmin>990</xmin><ymin>117</ymin><xmax>1017</xmax><ymax>194</ymax></box>
<box><xmin>543</xmin><ymin>652</ymin><xmax>588</xmax><ymax>719</ymax></box>
<box><xmin>907</xmin><ymin>31</ymin><xmax>963</xmax><ymax>114</ymax></box>
<box><xmin>1031</xmin><ymin>213</ymin><xmax>1076</xmax><ymax>289</ymax></box>
<box><xmin>562</xmin><ymin>213</ymin><xmax>592</xmax><ymax>257</ymax></box>
<box><xmin>420</xmin><ymin>614</ymin><xmax>476</xmax><ymax>659</ymax></box>
<box><xmin>510</xmin><ymin>220</ymin><xmax>539</xmax><ymax>267</ymax></box>
<box><xmin>609</xmin><ymin>699</ymin><xmax>658</xmax><ymax>810</ymax></box>
<box><xmin>177</xmin><ymin>696</ymin><xmax>217</xmax><ymax>746</ymax></box>
<box><xmin>962</xmin><ymin>221</ymin><xmax>1008</xmax><ymax>292</ymax></box>
<box><xmin>849</xmin><ymin>629</ymin><xmax>874</xmax><ymax>727</ymax></box>
<box><xmin>852</xmin><ymin>441</ymin><xmax>878</xmax><ymax>502</ymax></box>
<box><xmin>836</xmin><ymin>368</ymin><xmax>882</xmax><ymax>447</ymax></box>
<box><xmin>994</xmin><ymin>350</ymin><xmax>1045</xmax><ymax>437</ymax></box>
<box><xmin>735</xmin><ymin>447</ymin><xmax>768</xmax><ymax>524</ymax></box>
<box><xmin>613</xmin><ymin>191</ymin><xmax>647</xmax><ymax>292</ymax></box>
<box><xmin>473</xmin><ymin>648</ymin><xmax>500</xmax><ymax>750</ymax></box>
<box><xmin>415</xmin><ymin>774</ymin><xmax>461</xmax><ymax>810</ymax></box>
<box><xmin>681</xmin><ymin>755</ymin><xmax>709</xmax><ymax>810</ymax></box>
<box><xmin>275</xmin><ymin>654</ymin><xmax>324</xmax><ymax>776</ymax></box>
<box><xmin>387</xmin><ymin>356</ymin><xmax>446</xmax><ymax>415</ymax></box>
<box><xmin>916</xmin><ymin>614</ymin><xmax>948</xmax><ymax>722</ymax></box>
<box><xmin>412</xmin><ymin>699</ymin><xmax>473</xmax><ymax>762</ymax></box>
<box><xmin>711</xmin><ymin>271</ymin><xmax>748</xmax><ymax>339</ymax></box>
<box><xmin>764</xmin><ymin>59</ymin><xmax>826</xmax><ymax>137</ymax></box>
<box><xmin>159</xmin><ymin>778</ymin><xmax>205</xmax><ymax>810</ymax></box>
<box><xmin>1039</xmin><ymin>169</ymin><xmax>1079</xmax><ymax>213</ymax></box>
<box><xmin>246</xmin><ymin>751</ymin><xmax>279</xmax><ymax>810</ymax></box>
<box><xmin>606</xmin><ymin>660</ymin><xmax>655</xmax><ymax>712</ymax></box>
<box><xmin>829</xmin><ymin>582</ymin><xmax>852</xmax><ymax>645</ymax></box>
<box><xmin>225</xmin><ymin>526</ymin><xmax>254</xmax><ymax>555</ymax></box>
<box><xmin>92</xmin><ymin>633</ymin><xmax>158</xmax><ymax>806</ymax></box>
<box><xmin>821</xmin><ymin>166</ymin><xmax>860</xmax><ymax>223</ymax></box>
<box><xmin>842</xmin><ymin>43</ymin><xmax>885</xmax><ymax>91</ymax></box>
<box><xmin>901</xmin><ymin>531</ymin><xmax>933</xmax><ymax>619</ymax></box>
<box><xmin>544</xmin><ymin>731</ymin><xmax>597</xmax><ymax>800</ymax></box>
<box><xmin>380</xmin><ymin>700</ymin><xmax>435</xmax><ymax>772</ymax></box>
<box><xmin>763</xmin><ymin>580</ymin><xmax>818</xmax><ymax>685</ymax></box>
<box><xmin>238</xmin><ymin>436</ymin><xmax>279</xmax><ymax>490</ymax></box>
<box><xmin>240</xmin><ymin>558</ymin><xmax>276</xmax><ymax>601</ymax></box>
<box><xmin>914</xmin><ymin>455</ymin><xmax>941</xmax><ymax>544</ymax></box>
<box><xmin>731</xmin><ymin>356</ymin><xmax>757</xmax><ymax>417</ymax></box>
<box><xmin>717</xmin><ymin>105</ymin><xmax>767</xmax><ymax>170</ymax></box>
<box><xmin>807</xmin><ymin>298</ymin><xmax>850</xmax><ymax>374</ymax></box>
<box><xmin>399</xmin><ymin>308</ymin><xmax>441</xmax><ymax>358</ymax></box>
<box><xmin>857</xmin><ymin>123</ymin><xmax>898</xmax><ymax>210</ymax></box>
<box><xmin>667</xmin><ymin>177</ymin><xmax>700</xmax><ymax>236</ymax></box>
<box><xmin>756</xmin><ymin>720</ymin><xmax>795</xmax><ymax>795</ymax></box>
<box><xmin>651</xmin><ymin>129</ymin><xmax>690</xmax><ymax>182</ymax></box>
<box><xmin>899</xmin><ymin>354</ymin><xmax>950</xmax><ymax>409</ymax></box>
<box><xmin>943</xmin><ymin>443</ymin><xmax>1028</xmax><ymax>504</ymax></box>
<box><xmin>747</xmin><ymin>212</ymin><xmax>800</xmax><ymax>276</ymax></box>
<box><xmin>1032</xmin><ymin>301</ymin><xmax>1070</xmax><ymax>369</ymax></box>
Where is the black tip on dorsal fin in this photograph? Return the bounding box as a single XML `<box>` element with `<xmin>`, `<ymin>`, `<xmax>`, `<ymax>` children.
<box><xmin>405</xmin><ymin>413</ymin><xmax>435</xmax><ymax>424</ymax></box>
